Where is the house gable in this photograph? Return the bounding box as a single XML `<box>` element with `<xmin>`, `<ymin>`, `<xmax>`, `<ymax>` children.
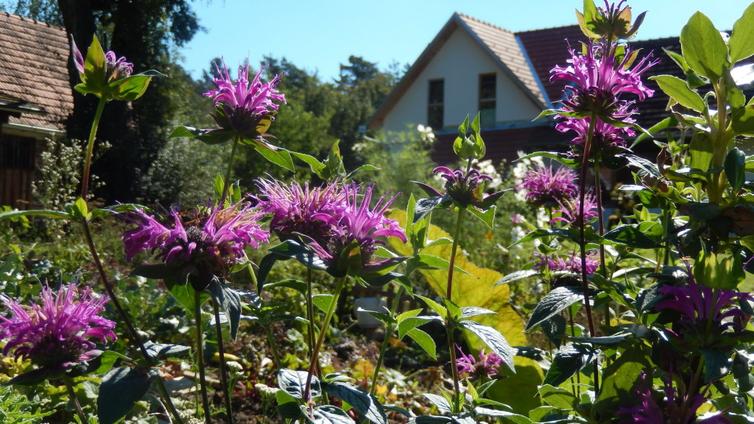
<box><xmin>372</xmin><ymin>13</ymin><xmax>544</xmax><ymax>132</ymax></box>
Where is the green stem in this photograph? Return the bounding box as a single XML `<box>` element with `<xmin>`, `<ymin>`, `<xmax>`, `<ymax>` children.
<box><xmin>212</xmin><ymin>297</ymin><xmax>234</xmax><ymax>424</ymax></box>
<box><xmin>369</xmin><ymin>286</ymin><xmax>404</xmax><ymax>396</ymax></box>
<box><xmin>567</xmin><ymin>308</ymin><xmax>581</xmax><ymax>399</ymax></box>
<box><xmin>64</xmin><ymin>378</ymin><xmax>89</xmax><ymax>424</ymax></box>
<box><xmin>154</xmin><ymin>377</ymin><xmax>184</xmax><ymax>423</ymax></box>
<box><xmin>264</xmin><ymin>324</ymin><xmax>282</xmax><ymax>369</ymax></box>
<box><xmin>220</xmin><ymin>138</ymin><xmax>240</xmax><ymax>205</ymax></box>
<box><xmin>446</xmin><ymin>206</ymin><xmax>465</xmax><ymax>411</ymax></box>
<box><xmin>593</xmin><ymin>156</ymin><xmax>610</xmax><ymax>332</ymax></box>
<box><xmin>304</xmin><ymin>277</ymin><xmax>347</xmax><ymax>402</ymax></box>
<box><xmin>80</xmin><ymin>97</ymin><xmax>106</xmax><ymax>200</ymax></box>
<box><xmin>578</xmin><ymin>114</ymin><xmax>599</xmax><ymax>392</ymax></box>
<box><xmin>194</xmin><ymin>291</ymin><xmax>211</xmax><ymax>424</ymax></box>
<box><xmin>306</xmin><ymin>268</ymin><xmax>316</xmax><ymax>371</ymax></box>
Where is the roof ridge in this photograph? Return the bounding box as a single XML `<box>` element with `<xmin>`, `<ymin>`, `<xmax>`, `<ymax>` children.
<box><xmin>454</xmin><ymin>12</ymin><xmax>513</xmax><ymax>34</ymax></box>
<box><xmin>516</xmin><ymin>24</ymin><xmax>581</xmax><ymax>34</ymax></box>
<box><xmin>1</xmin><ymin>11</ymin><xmax>64</xmax><ymax>31</ymax></box>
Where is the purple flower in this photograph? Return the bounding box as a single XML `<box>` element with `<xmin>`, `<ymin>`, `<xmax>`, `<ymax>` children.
<box><xmin>534</xmin><ymin>252</ymin><xmax>598</xmax><ymax>275</ymax></box>
<box><xmin>123</xmin><ymin>202</ymin><xmax>269</xmax><ymax>278</ymax></box>
<box><xmin>551</xmin><ymin>191</ymin><xmax>599</xmax><ymax>225</ymax></box>
<box><xmin>617</xmin><ymin>373</ymin><xmax>664</xmax><ymax>424</ymax></box>
<box><xmin>255</xmin><ymin>178</ymin><xmax>346</xmax><ymax>246</ymax></box>
<box><xmin>433</xmin><ymin>166</ymin><xmax>494</xmax><ymax>208</ymax></box>
<box><xmin>519</xmin><ymin>165</ymin><xmax>578</xmax><ymax>207</ymax></box>
<box><xmin>456</xmin><ymin>346</ymin><xmax>502</xmax><ymax>379</ymax></box>
<box><xmin>550</xmin><ymin>42</ymin><xmax>656</xmax><ymax>118</ymax></box>
<box><xmin>70</xmin><ymin>36</ymin><xmax>133</xmax><ymax>81</ymax></box>
<box><xmin>0</xmin><ymin>285</ymin><xmax>115</xmax><ymax>369</ymax></box>
<box><xmin>657</xmin><ymin>283</ymin><xmax>750</xmax><ymax>335</ymax></box>
<box><xmin>204</xmin><ymin>62</ymin><xmax>286</xmax><ymax>136</ymax></box>
<box><xmin>306</xmin><ymin>185</ymin><xmax>406</xmax><ymax>274</ymax></box>
<box><xmin>555</xmin><ymin>114</ymin><xmax>636</xmax><ymax>148</ymax></box>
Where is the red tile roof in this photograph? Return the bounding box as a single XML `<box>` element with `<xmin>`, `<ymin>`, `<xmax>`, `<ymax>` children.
<box><xmin>0</xmin><ymin>12</ymin><xmax>73</xmax><ymax>131</ymax></box>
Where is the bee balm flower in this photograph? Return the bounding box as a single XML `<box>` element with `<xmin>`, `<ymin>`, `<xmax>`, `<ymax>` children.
<box><xmin>204</xmin><ymin>62</ymin><xmax>286</xmax><ymax>138</ymax></box>
<box><xmin>0</xmin><ymin>285</ymin><xmax>116</xmax><ymax>370</ymax></box>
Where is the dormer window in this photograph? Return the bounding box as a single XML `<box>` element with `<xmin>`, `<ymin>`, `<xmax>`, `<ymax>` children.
<box><xmin>428</xmin><ymin>79</ymin><xmax>444</xmax><ymax>130</ymax></box>
<box><xmin>479</xmin><ymin>73</ymin><xmax>496</xmax><ymax>128</ymax></box>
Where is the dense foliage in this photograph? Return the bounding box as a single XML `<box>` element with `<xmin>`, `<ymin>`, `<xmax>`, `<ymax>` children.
<box><xmin>5</xmin><ymin>1</ymin><xmax>754</xmax><ymax>423</ymax></box>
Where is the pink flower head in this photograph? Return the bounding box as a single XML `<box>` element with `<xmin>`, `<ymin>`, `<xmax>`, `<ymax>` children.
<box><xmin>70</xmin><ymin>36</ymin><xmax>133</xmax><ymax>81</ymax></box>
<box><xmin>456</xmin><ymin>346</ymin><xmax>502</xmax><ymax>379</ymax></box>
<box><xmin>123</xmin><ymin>202</ymin><xmax>269</xmax><ymax>276</ymax></box>
<box><xmin>550</xmin><ymin>42</ymin><xmax>656</xmax><ymax>119</ymax></box>
<box><xmin>657</xmin><ymin>283</ymin><xmax>751</xmax><ymax>335</ymax></box>
<box><xmin>555</xmin><ymin>114</ymin><xmax>636</xmax><ymax>148</ymax></box>
<box><xmin>617</xmin><ymin>372</ymin><xmax>664</xmax><ymax>424</ymax></box>
<box><xmin>255</xmin><ymin>178</ymin><xmax>347</xmax><ymax>246</ymax></box>
<box><xmin>306</xmin><ymin>184</ymin><xmax>406</xmax><ymax>274</ymax></box>
<box><xmin>433</xmin><ymin>166</ymin><xmax>493</xmax><ymax>208</ymax></box>
<box><xmin>534</xmin><ymin>252</ymin><xmax>598</xmax><ymax>275</ymax></box>
<box><xmin>0</xmin><ymin>285</ymin><xmax>115</xmax><ymax>369</ymax></box>
<box><xmin>551</xmin><ymin>191</ymin><xmax>599</xmax><ymax>226</ymax></box>
<box><xmin>204</xmin><ymin>62</ymin><xmax>286</xmax><ymax>136</ymax></box>
<box><xmin>519</xmin><ymin>165</ymin><xmax>578</xmax><ymax>207</ymax></box>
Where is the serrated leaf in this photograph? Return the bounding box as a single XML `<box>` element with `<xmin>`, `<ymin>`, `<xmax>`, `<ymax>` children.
<box><xmin>526</xmin><ymin>286</ymin><xmax>583</xmax><ymax>331</ymax></box>
<box><xmin>97</xmin><ymin>367</ymin><xmax>156</xmax><ymax>424</ymax></box>
<box><xmin>543</xmin><ymin>343</ymin><xmax>596</xmax><ymax>386</ymax></box>
<box><xmin>323</xmin><ymin>382</ymin><xmax>386</xmax><ymax>424</ymax></box>
<box><xmin>208</xmin><ymin>278</ymin><xmax>242</xmax><ymax>339</ymax></box>
<box><xmin>459</xmin><ymin>320</ymin><xmax>515</xmax><ymax>373</ymax></box>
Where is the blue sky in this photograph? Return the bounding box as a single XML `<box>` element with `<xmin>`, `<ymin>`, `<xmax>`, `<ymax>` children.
<box><xmin>181</xmin><ymin>0</ymin><xmax>754</xmax><ymax>81</ymax></box>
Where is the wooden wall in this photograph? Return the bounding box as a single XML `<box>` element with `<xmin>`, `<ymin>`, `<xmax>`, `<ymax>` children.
<box><xmin>0</xmin><ymin>134</ymin><xmax>36</xmax><ymax>208</ymax></box>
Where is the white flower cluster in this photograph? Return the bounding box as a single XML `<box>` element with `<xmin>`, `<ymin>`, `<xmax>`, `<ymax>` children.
<box><xmin>416</xmin><ymin>124</ymin><xmax>436</xmax><ymax>145</ymax></box>
<box><xmin>474</xmin><ymin>159</ymin><xmax>503</xmax><ymax>190</ymax></box>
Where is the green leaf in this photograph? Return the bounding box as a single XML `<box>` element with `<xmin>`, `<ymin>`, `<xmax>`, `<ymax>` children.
<box><xmin>169</xmin><ymin>125</ymin><xmax>234</xmax><ymax>144</ymax></box>
<box><xmin>680</xmin><ymin>11</ymin><xmax>729</xmax><ymax>80</ymax></box>
<box><xmin>467</xmin><ymin>205</ymin><xmax>495</xmax><ymax>229</ymax></box>
<box><xmin>576</xmin><ymin>0</ymin><xmax>600</xmax><ymax>39</ymax></box>
<box><xmin>595</xmin><ymin>348</ymin><xmax>649</xmax><ymax>419</ymax></box>
<box><xmin>278</xmin><ymin>368</ymin><xmax>320</xmax><ymax>399</ymax></box>
<box><xmin>460</xmin><ymin>306</ymin><xmax>496</xmax><ymax>319</ymax></box>
<box><xmin>689</xmin><ymin>133</ymin><xmax>714</xmax><ymax>172</ymax></box>
<box><xmin>694</xmin><ymin>250</ymin><xmax>745</xmax><ymax>289</ymax></box>
<box><xmin>0</xmin><ymin>208</ymin><xmax>70</xmax><ymax>221</ymax></box>
<box><xmin>543</xmin><ymin>343</ymin><xmax>596</xmax><ymax>386</ymax></box>
<box><xmin>414</xmin><ymin>196</ymin><xmax>447</xmax><ymax>223</ymax></box>
<box><xmin>313</xmin><ymin>294</ymin><xmax>336</xmax><ymax>314</ymax></box>
<box><xmin>459</xmin><ymin>320</ymin><xmax>516</xmax><ymax>372</ymax></box>
<box><xmin>495</xmin><ymin>270</ymin><xmax>539</xmax><ymax>286</ymax></box>
<box><xmin>650</xmin><ymin>75</ymin><xmax>706</xmax><ymax>112</ymax></box>
<box><xmin>208</xmin><ymin>278</ymin><xmax>243</xmax><ymax>339</ymax></box>
<box><xmin>729</xmin><ymin>2</ymin><xmax>754</xmax><ymax>63</ymax></box>
<box><xmin>417</xmin><ymin>295</ymin><xmax>447</xmax><ymax>319</ymax></box>
<box><xmin>143</xmin><ymin>341</ymin><xmax>190</xmax><ymax>360</ymax></box>
<box><xmin>732</xmin><ymin>97</ymin><xmax>754</xmax><ymax>136</ymax></box>
<box><xmin>323</xmin><ymin>381</ymin><xmax>387</xmax><ymax>424</ymax></box>
<box><xmin>725</xmin><ymin>147</ymin><xmax>746</xmax><ymax>191</ymax></box>
<box><xmin>68</xmin><ymin>197</ymin><xmax>91</xmax><ymax>221</ymax></box>
<box><xmin>538</xmin><ymin>384</ymin><xmax>576</xmax><ymax>410</ymax></box>
<box><xmin>257</xmin><ymin>240</ymin><xmax>328</xmax><ymax>292</ymax></box>
<box><xmin>474</xmin><ymin>407</ymin><xmax>532</xmax><ymax>423</ymax></box>
<box><xmin>701</xmin><ymin>349</ymin><xmax>732</xmax><ymax>383</ymax></box>
<box><xmin>97</xmin><ymin>366</ymin><xmax>156</xmax><ymax>424</ymax></box>
<box><xmin>291</xmin><ymin>151</ymin><xmax>326</xmax><ymax>176</ymax></box>
<box><xmin>82</xmin><ymin>35</ymin><xmax>106</xmax><ymax>93</ymax></box>
<box><xmin>397</xmin><ymin>316</ymin><xmax>430</xmax><ymax>339</ymax></box>
<box><xmin>406</xmin><ymin>328</ymin><xmax>437</xmax><ymax>359</ymax></box>
<box><xmin>109</xmin><ymin>74</ymin><xmax>151</xmax><ymax>101</ymax></box>
<box><xmin>525</xmin><ymin>286</ymin><xmax>583</xmax><ymax>331</ymax></box>
<box><xmin>604</xmin><ymin>225</ymin><xmax>660</xmax><ymax>248</ymax></box>
<box><xmin>424</xmin><ymin>393</ymin><xmax>451</xmax><ymax>413</ymax></box>
<box><xmin>310</xmin><ymin>405</ymin><xmax>358</xmax><ymax>423</ymax></box>
<box><xmin>7</xmin><ymin>367</ymin><xmax>61</xmax><ymax>386</ymax></box>
<box><xmin>254</xmin><ymin>142</ymin><xmax>295</xmax><ymax>172</ymax></box>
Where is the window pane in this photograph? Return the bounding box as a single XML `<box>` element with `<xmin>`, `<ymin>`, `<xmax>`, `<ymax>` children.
<box><xmin>479</xmin><ymin>74</ymin><xmax>496</xmax><ymax>100</ymax></box>
<box><xmin>428</xmin><ymin>79</ymin><xmax>444</xmax><ymax>129</ymax></box>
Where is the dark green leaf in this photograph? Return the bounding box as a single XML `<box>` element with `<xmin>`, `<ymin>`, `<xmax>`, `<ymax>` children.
<box><xmin>726</xmin><ymin>148</ymin><xmax>746</xmax><ymax>191</ymax></box>
<box><xmin>424</xmin><ymin>393</ymin><xmax>451</xmax><ymax>413</ymax></box>
<box><xmin>541</xmin><ymin>315</ymin><xmax>567</xmax><ymax>348</ymax></box>
<box><xmin>604</xmin><ymin>225</ymin><xmax>660</xmax><ymax>248</ymax></box>
<box><xmin>110</xmin><ymin>75</ymin><xmax>151</xmax><ymax>101</ymax></box>
<box><xmin>543</xmin><ymin>343</ymin><xmax>596</xmax><ymax>386</ymax></box>
<box><xmin>7</xmin><ymin>367</ymin><xmax>60</xmax><ymax>386</ymax></box>
<box><xmin>257</xmin><ymin>240</ymin><xmax>328</xmax><ymax>292</ymax></box>
<box><xmin>309</xmin><ymin>405</ymin><xmax>356</xmax><ymax>424</ymax></box>
<box><xmin>467</xmin><ymin>205</ymin><xmax>495</xmax><ymax>229</ymax></box>
<box><xmin>278</xmin><ymin>368</ymin><xmax>319</xmax><ymax>399</ymax></box>
<box><xmin>255</xmin><ymin>142</ymin><xmax>295</xmax><ymax>172</ymax></box>
<box><xmin>459</xmin><ymin>320</ymin><xmax>515</xmax><ymax>372</ymax></box>
<box><xmin>526</xmin><ymin>286</ymin><xmax>583</xmax><ymax>331</ymax></box>
<box><xmin>495</xmin><ymin>269</ymin><xmax>539</xmax><ymax>285</ymax></box>
<box><xmin>538</xmin><ymin>384</ymin><xmax>576</xmax><ymax>410</ymax></box>
<box><xmin>208</xmin><ymin>278</ymin><xmax>242</xmax><ymax>339</ymax></box>
<box><xmin>97</xmin><ymin>366</ymin><xmax>156</xmax><ymax>424</ymax></box>
<box><xmin>143</xmin><ymin>341</ymin><xmax>190</xmax><ymax>360</ymax></box>
<box><xmin>702</xmin><ymin>349</ymin><xmax>733</xmax><ymax>383</ymax></box>
<box><xmin>406</xmin><ymin>328</ymin><xmax>437</xmax><ymax>359</ymax></box>
<box><xmin>323</xmin><ymin>382</ymin><xmax>387</xmax><ymax>424</ymax></box>
<box><xmin>595</xmin><ymin>348</ymin><xmax>649</xmax><ymax>419</ymax></box>
<box><xmin>415</xmin><ymin>196</ymin><xmax>447</xmax><ymax>223</ymax></box>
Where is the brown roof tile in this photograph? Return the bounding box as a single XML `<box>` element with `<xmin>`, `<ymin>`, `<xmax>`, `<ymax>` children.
<box><xmin>0</xmin><ymin>12</ymin><xmax>73</xmax><ymax>131</ymax></box>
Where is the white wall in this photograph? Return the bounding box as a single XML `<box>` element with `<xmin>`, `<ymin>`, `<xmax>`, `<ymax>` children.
<box><xmin>381</xmin><ymin>28</ymin><xmax>541</xmax><ymax>132</ymax></box>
